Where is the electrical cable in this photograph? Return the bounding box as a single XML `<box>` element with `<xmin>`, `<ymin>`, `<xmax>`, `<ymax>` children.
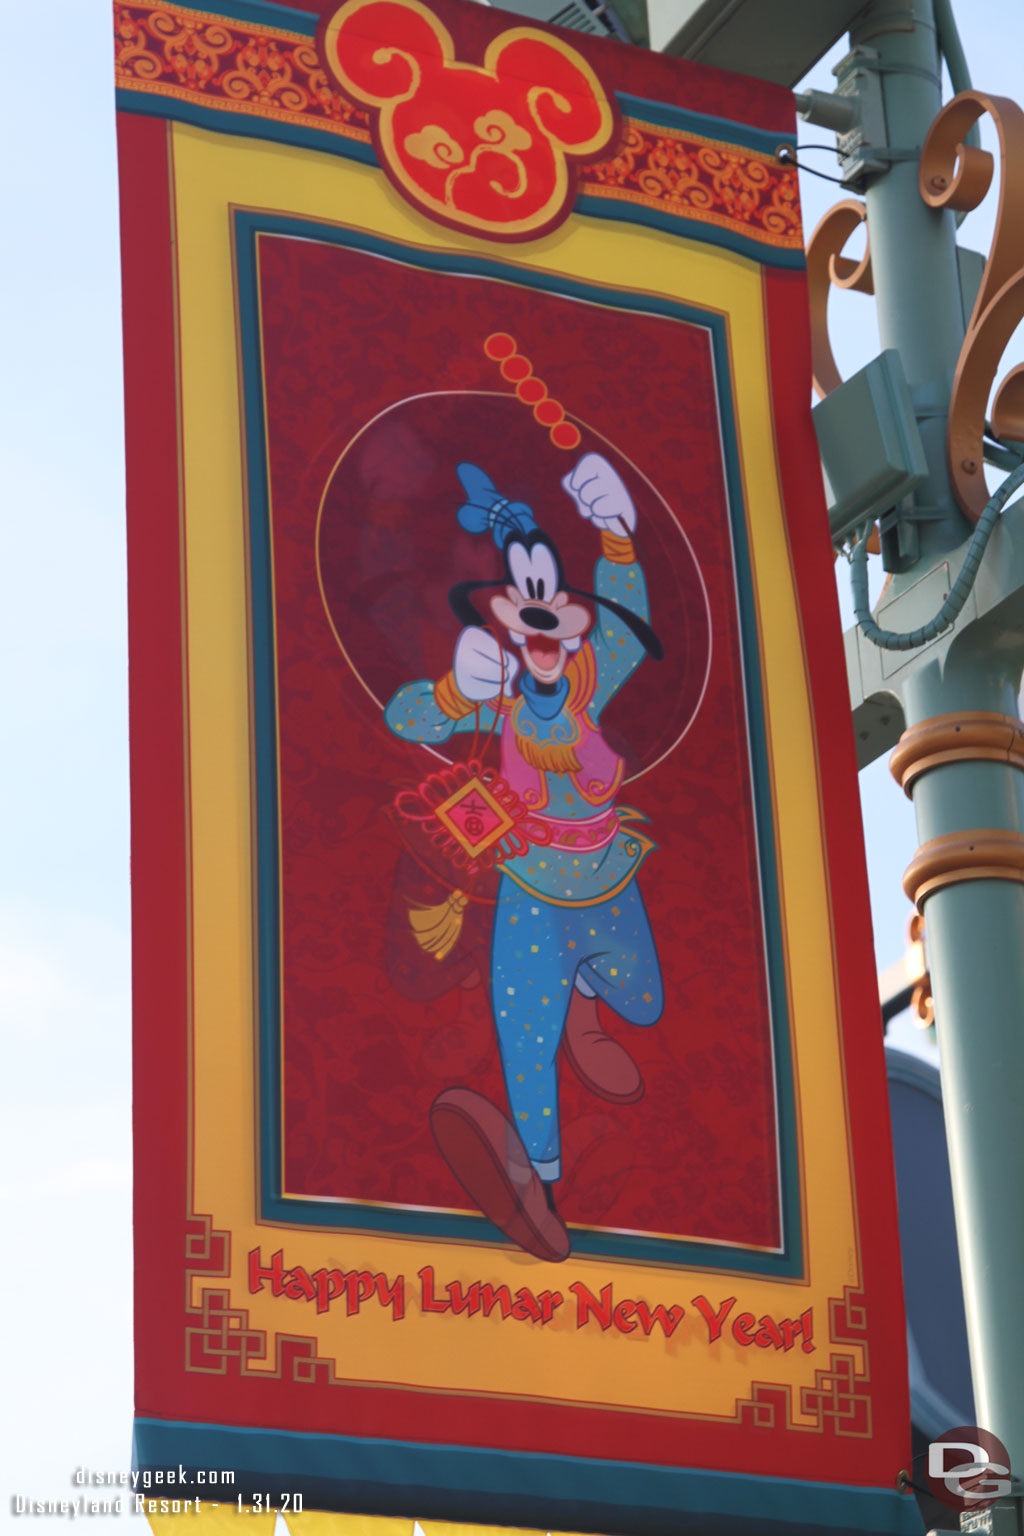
<box><xmin>850</xmin><ymin>459</ymin><xmax>1024</xmax><ymax>651</ymax></box>
<box><xmin>775</xmin><ymin>145</ymin><xmax>846</xmax><ymax>185</ymax></box>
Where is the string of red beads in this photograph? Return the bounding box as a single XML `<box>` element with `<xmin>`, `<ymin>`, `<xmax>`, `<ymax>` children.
<box><xmin>483</xmin><ymin>333</ymin><xmax>582</xmax><ymax>451</ymax></box>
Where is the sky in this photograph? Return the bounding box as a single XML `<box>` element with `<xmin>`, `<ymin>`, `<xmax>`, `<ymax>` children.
<box><xmin>1</xmin><ymin>0</ymin><xmax>1021</xmax><ymax>1523</ymax></box>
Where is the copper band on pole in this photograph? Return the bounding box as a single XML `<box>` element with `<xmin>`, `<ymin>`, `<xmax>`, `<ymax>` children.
<box><xmin>889</xmin><ymin>711</ymin><xmax>1024</xmax><ymax>796</ymax></box>
<box><xmin>903</xmin><ymin>829</ymin><xmax>1024</xmax><ymax>910</ymax></box>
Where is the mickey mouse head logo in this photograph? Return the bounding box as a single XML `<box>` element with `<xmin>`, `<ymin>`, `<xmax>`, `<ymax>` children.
<box><xmin>320</xmin><ymin>0</ymin><xmax>618</xmax><ymax>241</ymax></box>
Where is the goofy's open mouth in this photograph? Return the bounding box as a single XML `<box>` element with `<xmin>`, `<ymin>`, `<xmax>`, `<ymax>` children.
<box><xmin>488</xmin><ymin>537</ymin><xmax>591</xmax><ymax>685</ymax></box>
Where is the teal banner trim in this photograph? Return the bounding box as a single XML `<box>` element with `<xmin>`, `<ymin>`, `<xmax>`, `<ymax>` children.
<box><xmin>198</xmin><ymin>0</ymin><xmax>318</xmax><ymax>31</ymax></box>
<box><xmin>132</xmin><ymin>1418</ymin><xmax>924</xmax><ymax>1536</ymax></box>
<box><xmin>614</xmin><ymin>92</ymin><xmax>796</xmax><ymax>156</ymax></box>
<box><xmin>114</xmin><ymin>90</ymin><xmax>378</xmax><ymax>169</ymax></box>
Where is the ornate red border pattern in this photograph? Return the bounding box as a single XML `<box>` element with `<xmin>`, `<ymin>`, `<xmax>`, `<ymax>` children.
<box><xmin>584</xmin><ymin>120</ymin><xmax>800</xmax><ymax>247</ymax></box>
<box><xmin>113</xmin><ymin>0</ymin><xmax>801</xmax><ymax>251</ymax></box>
<box><xmin>114</xmin><ymin>2</ymin><xmax>373</xmax><ymax>142</ymax></box>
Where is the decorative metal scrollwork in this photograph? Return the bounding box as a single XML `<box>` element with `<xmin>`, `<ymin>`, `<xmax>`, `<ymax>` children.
<box><xmin>920</xmin><ymin>91</ymin><xmax>1024</xmax><ymax>521</ymax></box>
<box><xmin>806</xmin><ymin>198</ymin><xmax>873</xmax><ymax>400</ymax></box>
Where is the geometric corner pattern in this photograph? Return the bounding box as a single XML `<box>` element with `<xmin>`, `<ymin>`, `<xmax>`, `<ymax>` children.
<box><xmin>184</xmin><ymin>1214</ymin><xmax>340</xmax><ymax>1385</ymax></box>
<box><xmin>735</xmin><ymin>1287</ymin><xmax>872</xmax><ymax>1438</ymax></box>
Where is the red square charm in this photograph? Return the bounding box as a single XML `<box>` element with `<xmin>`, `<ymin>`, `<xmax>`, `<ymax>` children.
<box><xmin>433</xmin><ymin>776</ymin><xmax>515</xmax><ymax>859</ymax></box>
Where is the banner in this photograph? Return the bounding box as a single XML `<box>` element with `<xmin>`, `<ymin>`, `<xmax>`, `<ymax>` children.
<box><xmin>117</xmin><ymin>2</ymin><xmax>918</xmax><ymax>1532</ymax></box>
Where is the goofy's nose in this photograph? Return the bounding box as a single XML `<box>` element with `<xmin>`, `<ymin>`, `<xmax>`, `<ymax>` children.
<box><xmin>519</xmin><ymin>606</ymin><xmax>559</xmax><ymax>632</ymax></box>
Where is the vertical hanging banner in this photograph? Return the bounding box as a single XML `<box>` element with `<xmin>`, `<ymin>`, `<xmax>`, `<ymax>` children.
<box><xmin>118</xmin><ymin>2</ymin><xmax>919</xmax><ymax>1532</ymax></box>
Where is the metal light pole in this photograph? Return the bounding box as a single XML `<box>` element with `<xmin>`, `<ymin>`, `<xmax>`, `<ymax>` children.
<box><xmin>811</xmin><ymin>0</ymin><xmax>1024</xmax><ymax>1513</ymax></box>
<box><xmin>545</xmin><ymin>0</ymin><xmax>1024</xmax><ymax>1508</ymax></box>
<box><xmin>848</xmin><ymin>0</ymin><xmax>967</xmax><ymax>566</ymax></box>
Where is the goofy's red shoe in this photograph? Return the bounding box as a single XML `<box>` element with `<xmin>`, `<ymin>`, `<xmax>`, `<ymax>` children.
<box><xmin>430</xmin><ymin>1087</ymin><xmax>570</xmax><ymax>1262</ymax></box>
<box><xmin>562</xmin><ymin>987</ymin><xmax>644</xmax><ymax>1104</ymax></box>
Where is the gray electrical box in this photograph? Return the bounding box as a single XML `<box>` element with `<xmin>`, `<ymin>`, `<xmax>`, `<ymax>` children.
<box><xmin>812</xmin><ymin>350</ymin><xmax>929</xmax><ymax>545</ymax></box>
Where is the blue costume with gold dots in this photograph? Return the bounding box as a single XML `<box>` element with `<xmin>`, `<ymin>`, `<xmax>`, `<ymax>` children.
<box><xmin>385</xmin><ymin>531</ymin><xmax>662</xmax><ymax>1181</ymax></box>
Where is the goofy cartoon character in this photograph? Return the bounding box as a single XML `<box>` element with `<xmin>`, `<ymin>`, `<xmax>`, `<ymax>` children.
<box><xmin>384</xmin><ymin>452</ymin><xmax>664</xmax><ymax>1260</ymax></box>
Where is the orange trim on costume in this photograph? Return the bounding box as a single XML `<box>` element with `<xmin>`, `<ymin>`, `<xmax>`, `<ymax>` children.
<box><xmin>434</xmin><ymin>670</ymin><xmax>474</xmax><ymax>720</ymax></box>
<box><xmin>601</xmin><ymin>531</ymin><xmax>636</xmax><ymax>565</ymax></box>
<box><xmin>501</xmin><ymin>829</ymin><xmax>655</xmax><ymax>907</ymax></box>
<box><xmin>565</xmin><ymin>643</ymin><xmax>598</xmax><ymax>714</ymax></box>
<box><xmin>512</xmin><ymin>733</ymin><xmax>583</xmax><ymax>775</ymax></box>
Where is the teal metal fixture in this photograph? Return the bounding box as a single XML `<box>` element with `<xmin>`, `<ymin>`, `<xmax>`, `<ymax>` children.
<box><xmin>814</xmin><ymin>350</ymin><xmax>929</xmax><ymax>545</ymax></box>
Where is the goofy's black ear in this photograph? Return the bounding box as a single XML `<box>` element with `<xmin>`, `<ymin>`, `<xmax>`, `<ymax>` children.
<box><xmin>566</xmin><ymin>587</ymin><xmax>664</xmax><ymax>660</ymax></box>
<box><xmin>448</xmin><ymin>578</ymin><xmax>500</xmax><ymax>629</ymax></box>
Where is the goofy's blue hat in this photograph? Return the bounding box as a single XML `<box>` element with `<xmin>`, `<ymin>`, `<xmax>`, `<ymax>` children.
<box><xmin>456</xmin><ymin>463</ymin><xmax>537</xmax><ymax>548</ymax></box>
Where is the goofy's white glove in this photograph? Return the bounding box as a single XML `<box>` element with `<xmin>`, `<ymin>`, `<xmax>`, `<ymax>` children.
<box><xmin>561</xmin><ymin>453</ymin><xmax>637</xmax><ymax>540</ymax></box>
<box><xmin>453</xmin><ymin>626</ymin><xmax>519</xmax><ymax>702</ymax></box>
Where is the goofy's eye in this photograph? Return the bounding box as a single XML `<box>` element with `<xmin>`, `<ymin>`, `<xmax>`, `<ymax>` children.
<box><xmin>507</xmin><ymin>543</ymin><xmax>559</xmax><ymax>604</ymax></box>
